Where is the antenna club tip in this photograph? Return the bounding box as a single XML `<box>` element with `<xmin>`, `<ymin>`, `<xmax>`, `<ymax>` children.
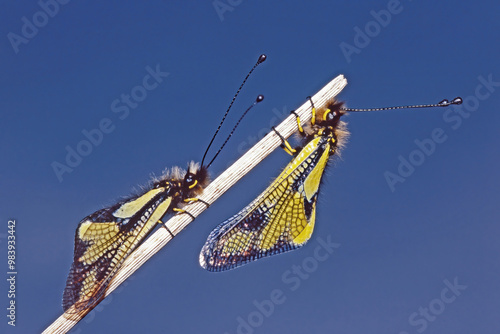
<box><xmin>257</xmin><ymin>54</ymin><xmax>267</xmax><ymax>63</ymax></box>
<box><xmin>438</xmin><ymin>96</ymin><xmax>463</xmax><ymax>107</ymax></box>
<box><xmin>256</xmin><ymin>95</ymin><xmax>264</xmax><ymax>103</ymax></box>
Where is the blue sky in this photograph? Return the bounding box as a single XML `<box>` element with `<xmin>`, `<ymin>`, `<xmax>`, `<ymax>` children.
<box><xmin>1</xmin><ymin>1</ymin><xmax>499</xmax><ymax>333</ymax></box>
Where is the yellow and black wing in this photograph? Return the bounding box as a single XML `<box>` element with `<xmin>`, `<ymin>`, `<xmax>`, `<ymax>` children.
<box><xmin>200</xmin><ymin>134</ymin><xmax>335</xmax><ymax>272</ymax></box>
<box><xmin>62</xmin><ymin>186</ymin><xmax>174</xmax><ymax>312</ymax></box>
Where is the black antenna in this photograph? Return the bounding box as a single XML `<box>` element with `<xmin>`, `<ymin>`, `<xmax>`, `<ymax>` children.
<box><xmin>342</xmin><ymin>97</ymin><xmax>463</xmax><ymax>112</ymax></box>
<box><xmin>200</xmin><ymin>54</ymin><xmax>267</xmax><ymax>167</ymax></box>
<box><xmin>206</xmin><ymin>95</ymin><xmax>264</xmax><ymax>169</ymax></box>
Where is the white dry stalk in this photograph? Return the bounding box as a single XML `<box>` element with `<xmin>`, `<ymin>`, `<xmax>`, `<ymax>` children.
<box><xmin>43</xmin><ymin>74</ymin><xmax>347</xmax><ymax>334</ymax></box>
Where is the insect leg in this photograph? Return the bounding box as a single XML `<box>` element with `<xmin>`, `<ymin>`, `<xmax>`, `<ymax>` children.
<box><xmin>307</xmin><ymin>96</ymin><xmax>316</xmax><ymax>125</ymax></box>
<box><xmin>289</xmin><ymin>110</ymin><xmax>305</xmax><ymax>135</ymax></box>
<box><xmin>183</xmin><ymin>198</ymin><xmax>210</xmax><ymax>208</ymax></box>
<box><xmin>158</xmin><ymin>220</ymin><xmax>175</xmax><ymax>238</ymax></box>
<box><xmin>173</xmin><ymin>207</ymin><xmax>195</xmax><ymax>220</ymax></box>
<box><xmin>272</xmin><ymin>126</ymin><xmax>296</xmax><ymax>155</ymax></box>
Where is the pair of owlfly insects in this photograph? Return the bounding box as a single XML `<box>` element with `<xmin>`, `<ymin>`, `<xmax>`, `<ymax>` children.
<box><xmin>62</xmin><ymin>54</ymin><xmax>462</xmax><ymax>315</ymax></box>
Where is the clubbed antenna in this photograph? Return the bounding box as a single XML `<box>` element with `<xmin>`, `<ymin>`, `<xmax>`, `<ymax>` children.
<box><xmin>342</xmin><ymin>97</ymin><xmax>463</xmax><ymax>112</ymax></box>
<box><xmin>206</xmin><ymin>95</ymin><xmax>264</xmax><ymax>169</ymax></box>
<box><xmin>201</xmin><ymin>54</ymin><xmax>267</xmax><ymax>167</ymax></box>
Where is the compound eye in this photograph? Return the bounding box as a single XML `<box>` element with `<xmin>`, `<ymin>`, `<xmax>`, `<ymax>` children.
<box><xmin>155</xmin><ymin>180</ymin><xmax>168</xmax><ymax>189</ymax></box>
<box><xmin>186</xmin><ymin>174</ymin><xmax>199</xmax><ymax>189</ymax></box>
